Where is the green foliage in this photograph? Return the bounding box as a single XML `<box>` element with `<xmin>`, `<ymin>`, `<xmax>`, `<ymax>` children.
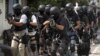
<box><xmin>27</xmin><ymin>0</ymin><xmax>88</xmax><ymax>11</ymax></box>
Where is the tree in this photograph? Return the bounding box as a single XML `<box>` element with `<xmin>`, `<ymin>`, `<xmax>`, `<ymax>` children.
<box><xmin>27</xmin><ymin>0</ymin><xmax>88</xmax><ymax>11</ymax></box>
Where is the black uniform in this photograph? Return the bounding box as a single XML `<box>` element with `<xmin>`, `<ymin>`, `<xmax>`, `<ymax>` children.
<box><xmin>49</xmin><ymin>6</ymin><xmax>69</xmax><ymax>56</ymax></box>
<box><xmin>76</xmin><ymin>6</ymin><xmax>91</xmax><ymax>56</ymax></box>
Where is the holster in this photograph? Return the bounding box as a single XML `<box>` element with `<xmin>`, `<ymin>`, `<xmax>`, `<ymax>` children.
<box><xmin>21</xmin><ymin>34</ymin><xmax>29</xmax><ymax>45</ymax></box>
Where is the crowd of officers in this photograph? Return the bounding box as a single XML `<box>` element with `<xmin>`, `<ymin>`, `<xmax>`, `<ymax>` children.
<box><xmin>1</xmin><ymin>2</ymin><xmax>100</xmax><ymax>56</ymax></box>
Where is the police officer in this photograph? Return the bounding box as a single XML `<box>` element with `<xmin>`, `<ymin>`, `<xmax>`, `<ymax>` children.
<box><xmin>44</xmin><ymin>4</ymin><xmax>53</xmax><ymax>55</ymax></box>
<box><xmin>97</xmin><ymin>9</ymin><xmax>100</xmax><ymax>24</ymax></box>
<box><xmin>89</xmin><ymin>1</ymin><xmax>97</xmax><ymax>14</ymax></box>
<box><xmin>81</xmin><ymin>5</ymin><xmax>90</xmax><ymax>30</ymax></box>
<box><xmin>87</xmin><ymin>5</ymin><xmax>97</xmax><ymax>45</ymax></box>
<box><xmin>36</xmin><ymin>4</ymin><xmax>49</xmax><ymax>55</ymax></box>
<box><xmin>1</xmin><ymin>13</ymin><xmax>14</xmax><ymax>46</ymax></box>
<box><xmin>60</xmin><ymin>7</ymin><xmax>65</xmax><ymax>17</ymax></box>
<box><xmin>65</xmin><ymin>3</ymin><xmax>81</xmax><ymax>30</ymax></box>
<box><xmin>45</xmin><ymin>4</ymin><xmax>52</xmax><ymax>18</ymax></box>
<box><xmin>37</xmin><ymin>4</ymin><xmax>48</xmax><ymax>24</ymax></box>
<box><xmin>43</xmin><ymin>6</ymin><xmax>69</xmax><ymax>56</ymax></box>
<box><xmin>21</xmin><ymin>6</ymin><xmax>38</xmax><ymax>55</ymax></box>
<box><xmin>77</xmin><ymin>5</ymin><xmax>90</xmax><ymax>32</ymax></box>
<box><xmin>76</xmin><ymin>5</ymin><xmax>91</xmax><ymax>56</ymax></box>
<box><xmin>65</xmin><ymin>3</ymin><xmax>81</xmax><ymax>54</ymax></box>
<box><xmin>0</xmin><ymin>10</ymin><xmax>13</xmax><ymax>46</ymax></box>
<box><xmin>11</xmin><ymin>4</ymin><xmax>27</xmax><ymax>56</ymax></box>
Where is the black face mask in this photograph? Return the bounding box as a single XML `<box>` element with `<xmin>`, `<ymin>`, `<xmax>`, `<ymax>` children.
<box><xmin>46</xmin><ymin>11</ymin><xmax>50</xmax><ymax>16</ymax></box>
<box><xmin>50</xmin><ymin>14</ymin><xmax>59</xmax><ymax>21</ymax></box>
<box><xmin>39</xmin><ymin>10</ymin><xmax>45</xmax><ymax>15</ymax></box>
<box><xmin>77</xmin><ymin>9</ymin><xmax>83</xmax><ymax>15</ymax></box>
<box><xmin>14</xmin><ymin>9</ymin><xmax>21</xmax><ymax>16</ymax></box>
<box><xmin>67</xmin><ymin>10</ymin><xmax>74</xmax><ymax>16</ymax></box>
<box><xmin>66</xmin><ymin>6</ymin><xmax>73</xmax><ymax>11</ymax></box>
<box><xmin>25</xmin><ymin>11</ymin><xmax>31</xmax><ymax>16</ymax></box>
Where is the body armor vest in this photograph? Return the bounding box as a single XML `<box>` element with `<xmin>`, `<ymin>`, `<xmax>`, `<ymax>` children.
<box><xmin>27</xmin><ymin>18</ymin><xmax>34</xmax><ymax>32</ymax></box>
<box><xmin>13</xmin><ymin>16</ymin><xmax>26</xmax><ymax>31</ymax></box>
<box><xmin>36</xmin><ymin>13</ymin><xmax>47</xmax><ymax>30</ymax></box>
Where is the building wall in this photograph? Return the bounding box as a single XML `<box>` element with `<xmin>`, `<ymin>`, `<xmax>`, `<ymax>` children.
<box><xmin>8</xmin><ymin>0</ymin><xmax>19</xmax><ymax>15</ymax></box>
<box><xmin>0</xmin><ymin>0</ymin><xmax>25</xmax><ymax>35</ymax></box>
<box><xmin>0</xmin><ymin>0</ymin><xmax>11</xmax><ymax>35</ymax></box>
<box><xmin>98</xmin><ymin>0</ymin><xmax>100</xmax><ymax>7</ymax></box>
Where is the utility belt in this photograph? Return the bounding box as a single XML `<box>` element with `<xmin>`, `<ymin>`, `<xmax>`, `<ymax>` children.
<box><xmin>67</xmin><ymin>31</ymin><xmax>76</xmax><ymax>37</ymax></box>
<box><xmin>13</xmin><ymin>24</ymin><xmax>27</xmax><ymax>31</ymax></box>
<box><xmin>28</xmin><ymin>31</ymin><xmax>37</xmax><ymax>36</ymax></box>
<box><xmin>13</xmin><ymin>30</ymin><xmax>27</xmax><ymax>37</ymax></box>
<box><xmin>28</xmin><ymin>31</ymin><xmax>36</xmax><ymax>39</ymax></box>
<box><xmin>13</xmin><ymin>29</ymin><xmax>29</xmax><ymax>44</ymax></box>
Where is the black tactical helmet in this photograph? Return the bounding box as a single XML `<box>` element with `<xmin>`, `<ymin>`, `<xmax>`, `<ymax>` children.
<box><xmin>13</xmin><ymin>3</ymin><xmax>22</xmax><ymax>10</ymax></box>
<box><xmin>60</xmin><ymin>7</ymin><xmax>65</xmax><ymax>17</ymax></box>
<box><xmin>87</xmin><ymin>6</ymin><xmax>94</xmax><ymax>13</ymax></box>
<box><xmin>13</xmin><ymin>3</ymin><xmax>22</xmax><ymax>16</ymax></box>
<box><xmin>60</xmin><ymin>7</ymin><xmax>65</xmax><ymax>13</ymax></box>
<box><xmin>82</xmin><ymin>5</ymin><xmax>87</xmax><ymax>12</ymax></box>
<box><xmin>22</xmin><ymin>6</ymin><xmax>31</xmax><ymax>16</ymax></box>
<box><xmin>89</xmin><ymin>1</ymin><xmax>96</xmax><ymax>11</ymax></box>
<box><xmin>89</xmin><ymin>1</ymin><xmax>95</xmax><ymax>6</ymax></box>
<box><xmin>50</xmin><ymin>6</ymin><xmax>60</xmax><ymax>20</ymax></box>
<box><xmin>76</xmin><ymin>6</ymin><xmax>83</xmax><ymax>14</ymax></box>
<box><xmin>46</xmin><ymin>4</ymin><xmax>52</xmax><ymax>7</ymax></box>
<box><xmin>22</xmin><ymin>6</ymin><xmax>30</xmax><ymax>13</ymax></box>
<box><xmin>45</xmin><ymin>5</ymin><xmax>52</xmax><ymax>16</ymax></box>
<box><xmin>82</xmin><ymin>5</ymin><xmax>88</xmax><ymax>15</ymax></box>
<box><xmin>65</xmin><ymin>3</ymin><xmax>73</xmax><ymax>11</ymax></box>
<box><xmin>38</xmin><ymin>4</ymin><xmax>45</xmax><ymax>14</ymax></box>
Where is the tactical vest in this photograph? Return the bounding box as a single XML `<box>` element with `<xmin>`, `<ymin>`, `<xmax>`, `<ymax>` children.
<box><xmin>38</xmin><ymin>14</ymin><xmax>45</xmax><ymax>24</ymax></box>
<box><xmin>67</xmin><ymin>16</ymin><xmax>75</xmax><ymax>26</ymax></box>
<box><xmin>13</xmin><ymin>16</ymin><xmax>26</xmax><ymax>31</ymax></box>
<box><xmin>27</xmin><ymin>18</ymin><xmax>34</xmax><ymax>32</ymax></box>
<box><xmin>35</xmin><ymin>13</ymin><xmax>47</xmax><ymax>30</ymax></box>
<box><xmin>82</xmin><ymin>15</ymin><xmax>89</xmax><ymax>25</ymax></box>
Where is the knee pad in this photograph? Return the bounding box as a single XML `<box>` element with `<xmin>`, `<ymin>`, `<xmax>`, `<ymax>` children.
<box><xmin>30</xmin><ymin>44</ymin><xmax>36</xmax><ymax>52</ymax></box>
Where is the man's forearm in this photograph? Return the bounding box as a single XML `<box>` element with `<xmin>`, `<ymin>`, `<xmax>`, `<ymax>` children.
<box><xmin>12</xmin><ymin>22</ymin><xmax>23</xmax><ymax>27</ymax></box>
<box><xmin>30</xmin><ymin>22</ymin><xmax>37</xmax><ymax>27</ymax></box>
<box><xmin>74</xmin><ymin>25</ymin><xmax>80</xmax><ymax>29</ymax></box>
<box><xmin>75</xmin><ymin>20</ymin><xmax>81</xmax><ymax>29</ymax></box>
<box><xmin>55</xmin><ymin>24</ymin><xmax>64</xmax><ymax>30</ymax></box>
